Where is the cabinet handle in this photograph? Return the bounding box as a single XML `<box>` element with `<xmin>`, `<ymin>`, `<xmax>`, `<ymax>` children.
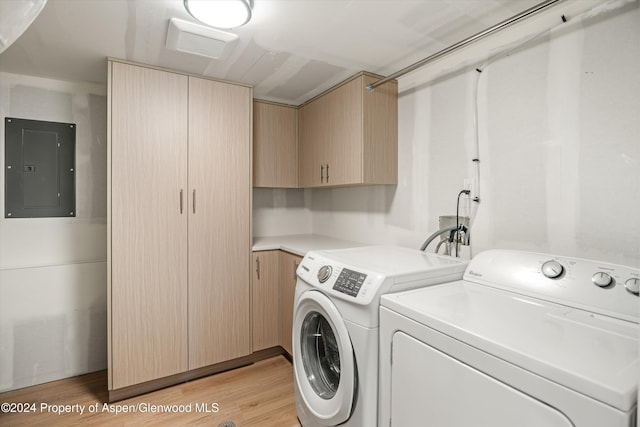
<box><xmin>320</xmin><ymin>165</ymin><xmax>324</xmax><ymax>183</ymax></box>
<box><xmin>180</xmin><ymin>190</ymin><xmax>184</xmax><ymax>214</ymax></box>
<box><xmin>326</xmin><ymin>164</ymin><xmax>329</xmax><ymax>183</ymax></box>
<box><xmin>193</xmin><ymin>189</ymin><xmax>196</xmax><ymax>214</ymax></box>
<box><xmin>293</xmin><ymin>261</ymin><xmax>299</xmax><ymax>280</ymax></box>
<box><xmin>256</xmin><ymin>256</ymin><xmax>260</xmax><ymax>280</ymax></box>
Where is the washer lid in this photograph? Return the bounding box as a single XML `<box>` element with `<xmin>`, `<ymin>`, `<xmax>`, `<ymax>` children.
<box><xmin>381</xmin><ymin>281</ymin><xmax>639</xmax><ymax>412</ymax></box>
<box><xmin>297</xmin><ymin>246</ymin><xmax>467</xmax><ymax>311</ymax></box>
<box><xmin>316</xmin><ymin>245</ymin><xmax>464</xmax><ymax>279</ymax></box>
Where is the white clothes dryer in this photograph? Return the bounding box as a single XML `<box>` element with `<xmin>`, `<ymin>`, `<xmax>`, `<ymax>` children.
<box><xmin>292</xmin><ymin>246</ymin><xmax>467</xmax><ymax>427</ymax></box>
<box><xmin>379</xmin><ymin>249</ymin><xmax>639</xmax><ymax>427</ymax></box>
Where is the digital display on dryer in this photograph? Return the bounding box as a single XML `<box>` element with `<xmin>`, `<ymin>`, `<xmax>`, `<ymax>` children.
<box><xmin>333</xmin><ymin>268</ymin><xmax>367</xmax><ymax>297</ymax></box>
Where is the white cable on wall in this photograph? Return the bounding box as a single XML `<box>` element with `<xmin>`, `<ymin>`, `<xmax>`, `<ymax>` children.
<box><xmin>464</xmin><ymin>0</ymin><xmax>635</xmax><ymax>253</ymax></box>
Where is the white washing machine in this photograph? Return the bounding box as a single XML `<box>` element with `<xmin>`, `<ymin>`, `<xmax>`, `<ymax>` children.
<box><xmin>292</xmin><ymin>245</ymin><xmax>468</xmax><ymax>427</ymax></box>
<box><xmin>379</xmin><ymin>249</ymin><xmax>639</xmax><ymax>427</ymax></box>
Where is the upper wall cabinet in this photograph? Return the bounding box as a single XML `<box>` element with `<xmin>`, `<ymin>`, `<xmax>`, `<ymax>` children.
<box><xmin>253</xmin><ymin>101</ymin><xmax>298</xmax><ymax>188</ymax></box>
<box><xmin>298</xmin><ymin>73</ymin><xmax>398</xmax><ymax>188</ymax></box>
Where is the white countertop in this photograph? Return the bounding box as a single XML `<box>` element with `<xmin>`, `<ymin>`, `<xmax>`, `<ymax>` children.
<box><xmin>252</xmin><ymin>234</ymin><xmax>368</xmax><ymax>257</ymax></box>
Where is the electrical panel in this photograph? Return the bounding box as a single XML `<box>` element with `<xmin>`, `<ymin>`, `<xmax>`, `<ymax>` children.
<box><xmin>4</xmin><ymin>117</ymin><xmax>76</xmax><ymax>218</ymax></box>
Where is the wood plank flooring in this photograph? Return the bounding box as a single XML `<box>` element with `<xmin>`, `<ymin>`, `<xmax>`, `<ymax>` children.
<box><xmin>0</xmin><ymin>356</ymin><xmax>300</xmax><ymax>427</ymax></box>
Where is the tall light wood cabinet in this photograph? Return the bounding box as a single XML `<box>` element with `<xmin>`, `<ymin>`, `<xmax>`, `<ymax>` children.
<box><xmin>109</xmin><ymin>62</ymin><xmax>189</xmax><ymax>390</ymax></box>
<box><xmin>253</xmin><ymin>101</ymin><xmax>298</xmax><ymax>188</ymax></box>
<box><xmin>108</xmin><ymin>60</ymin><xmax>251</xmax><ymax>397</ymax></box>
<box><xmin>298</xmin><ymin>72</ymin><xmax>398</xmax><ymax>187</ymax></box>
<box><xmin>188</xmin><ymin>77</ymin><xmax>252</xmax><ymax>369</ymax></box>
<box><xmin>252</xmin><ymin>251</ymin><xmax>280</xmax><ymax>351</ymax></box>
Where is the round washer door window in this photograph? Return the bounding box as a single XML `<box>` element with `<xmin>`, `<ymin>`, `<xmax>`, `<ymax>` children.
<box><xmin>293</xmin><ymin>290</ymin><xmax>355</xmax><ymax>425</ymax></box>
<box><xmin>300</xmin><ymin>311</ymin><xmax>341</xmax><ymax>398</ymax></box>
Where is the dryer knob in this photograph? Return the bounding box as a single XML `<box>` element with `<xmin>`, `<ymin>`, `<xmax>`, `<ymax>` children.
<box><xmin>624</xmin><ymin>278</ymin><xmax>639</xmax><ymax>295</ymax></box>
<box><xmin>317</xmin><ymin>265</ymin><xmax>333</xmax><ymax>283</ymax></box>
<box><xmin>541</xmin><ymin>260</ymin><xmax>564</xmax><ymax>279</ymax></box>
<box><xmin>592</xmin><ymin>272</ymin><xmax>612</xmax><ymax>288</ymax></box>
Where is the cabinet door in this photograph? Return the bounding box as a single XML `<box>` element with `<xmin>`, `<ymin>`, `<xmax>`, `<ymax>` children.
<box><xmin>279</xmin><ymin>251</ymin><xmax>303</xmax><ymax>355</ymax></box>
<box><xmin>298</xmin><ymin>95</ymin><xmax>330</xmax><ymax>187</ymax></box>
<box><xmin>188</xmin><ymin>77</ymin><xmax>252</xmax><ymax>369</ymax></box>
<box><xmin>110</xmin><ymin>62</ymin><xmax>188</xmax><ymax>389</ymax></box>
<box><xmin>254</xmin><ymin>101</ymin><xmax>298</xmax><ymax>188</ymax></box>
<box><xmin>362</xmin><ymin>74</ymin><xmax>398</xmax><ymax>184</ymax></box>
<box><xmin>252</xmin><ymin>251</ymin><xmax>280</xmax><ymax>351</ymax></box>
<box><xmin>297</xmin><ymin>73</ymin><xmax>397</xmax><ymax>188</ymax></box>
<box><xmin>326</xmin><ymin>76</ymin><xmax>363</xmax><ymax>186</ymax></box>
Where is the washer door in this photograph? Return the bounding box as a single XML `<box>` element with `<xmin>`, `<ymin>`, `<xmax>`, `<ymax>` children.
<box><xmin>293</xmin><ymin>290</ymin><xmax>356</xmax><ymax>425</ymax></box>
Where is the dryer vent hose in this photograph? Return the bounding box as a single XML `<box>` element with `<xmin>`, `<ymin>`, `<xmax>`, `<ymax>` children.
<box><xmin>420</xmin><ymin>225</ymin><xmax>458</xmax><ymax>252</ymax></box>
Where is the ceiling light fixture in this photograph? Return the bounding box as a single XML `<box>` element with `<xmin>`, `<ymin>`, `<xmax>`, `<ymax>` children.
<box><xmin>184</xmin><ymin>0</ymin><xmax>252</xmax><ymax>29</ymax></box>
<box><xmin>0</xmin><ymin>0</ymin><xmax>48</xmax><ymax>54</ymax></box>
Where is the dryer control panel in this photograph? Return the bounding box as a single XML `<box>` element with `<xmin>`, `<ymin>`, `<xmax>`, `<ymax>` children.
<box><xmin>464</xmin><ymin>249</ymin><xmax>640</xmax><ymax>323</ymax></box>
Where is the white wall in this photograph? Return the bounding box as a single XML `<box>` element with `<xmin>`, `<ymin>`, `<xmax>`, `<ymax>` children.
<box><xmin>2</xmin><ymin>0</ymin><xmax>636</xmax><ymax>394</ymax></box>
<box><xmin>0</xmin><ymin>73</ymin><xmax>107</xmax><ymax>392</ymax></box>
<box><xmin>306</xmin><ymin>2</ymin><xmax>640</xmax><ymax>267</ymax></box>
<box><xmin>253</xmin><ymin>188</ymin><xmax>312</xmax><ymax>236</ymax></box>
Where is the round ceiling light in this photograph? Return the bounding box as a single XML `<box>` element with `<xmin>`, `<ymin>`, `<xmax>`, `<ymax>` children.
<box><xmin>184</xmin><ymin>0</ymin><xmax>252</xmax><ymax>29</ymax></box>
<box><xmin>0</xmin><ymin>0</ymin><xmax>48</xmax><ymax>54</ymax></box>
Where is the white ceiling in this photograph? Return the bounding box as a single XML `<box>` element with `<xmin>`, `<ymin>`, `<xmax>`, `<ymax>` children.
<box><xmin>0</xmin><ymin>0</ymin><xmax>543</xmax><ymax>105</ymax></box>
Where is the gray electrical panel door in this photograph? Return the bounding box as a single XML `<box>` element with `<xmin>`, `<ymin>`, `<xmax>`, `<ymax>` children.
<box><xmin>4</xmin><ymin>117</ymin><xmax>76</xmax><ymax>218</ymax></box>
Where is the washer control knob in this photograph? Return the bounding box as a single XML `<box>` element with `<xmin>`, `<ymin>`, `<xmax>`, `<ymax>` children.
<box><xmin>592</xmin><ymin>272</ymin><xmax>612</xmax><ymax>288</ymax></box>
<box><xmin>541</xmin><ymin>260</ymin><xmax>564</xmax><ymax>279</ymax></box>
<box><xmin>624</xmin><ymin>278</ymin><xmax>640</xmax><ymax>295</ymax></box>
<box><xmin>317</xmin><ymin>265</ymin><xmax>333</xmax><ymax>283</ymax></box>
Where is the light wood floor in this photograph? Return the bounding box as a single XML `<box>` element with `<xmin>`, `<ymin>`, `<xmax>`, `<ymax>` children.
<box><xmin>0</xmin><ymin>356</ymin><xmax>301</xmax><ymax>426</ymax></box>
